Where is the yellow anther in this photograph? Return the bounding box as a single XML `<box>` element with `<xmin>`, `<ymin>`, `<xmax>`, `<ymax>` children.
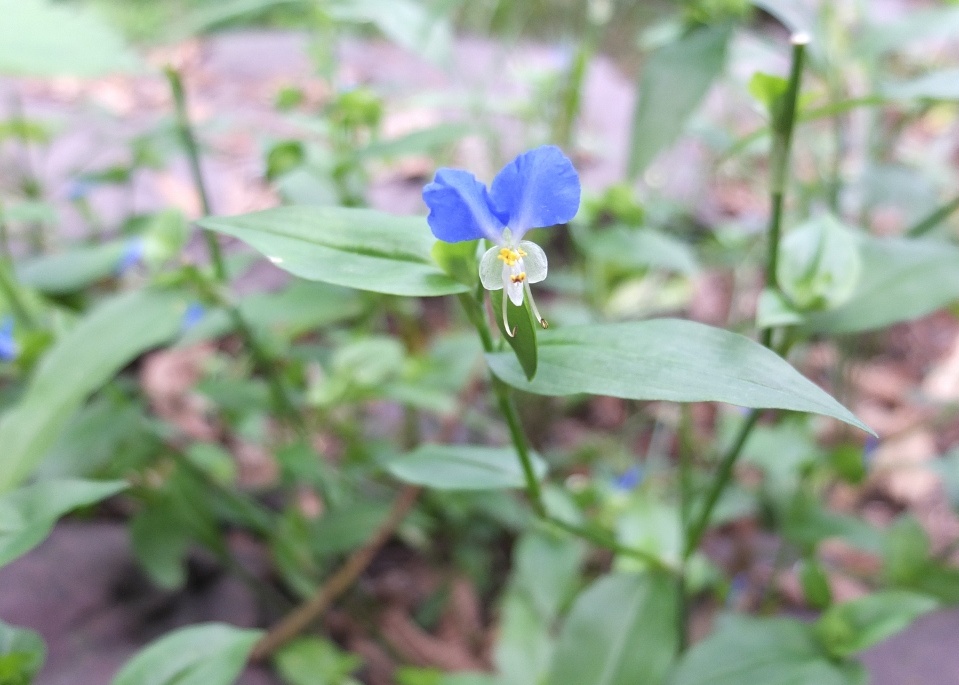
<box><xmin>497</xmin><ymin>247</ymin><xmax>526</xmax><ymax>267</ymax></box>
<box><xmin>510</xmin><ymin>272</ymin><xmax>527</xmax><ymax>284</ymax></box>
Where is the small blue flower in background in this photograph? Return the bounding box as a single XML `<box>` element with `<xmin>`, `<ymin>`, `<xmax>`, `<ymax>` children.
<box><xmin>115</xmin><ymin>237</ymin><xmax>146</xmax><ymax>276</ymax></box>
<box><xmin>612</xmin><ymin>465</ymin><xmax>643</xmax><ymax>492</ymax></box>
<box><xmin>66</xmin><ymin>179</ymin><xmax>93</xmax><ymax>202</ymax></box>
<box><xmin>863</xmin><ymin>434</ymin><xmax>880</xmax><ymax>469</ymax></box>
<box><xmin>180</xmin><ymin>302</ymin><xmax>206</xmax><ymax>333</ymax></box>
<box><xmin>423</xmin><ymin>145</ymin><xmax>581</xmax><ymax>335</ymax></box>
<box><xmin>0</xmin><ymin>317</ymin><xmax>18</xmax><ymax>362</ymax></box>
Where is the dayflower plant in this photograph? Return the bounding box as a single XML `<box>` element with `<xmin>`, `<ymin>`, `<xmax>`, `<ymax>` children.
<box><xmin>423</xmin><ymin>145</ymin><xmax>580</xmax><ymax>335</ymax></box>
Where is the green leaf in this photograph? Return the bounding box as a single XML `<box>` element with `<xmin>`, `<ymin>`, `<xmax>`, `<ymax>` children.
<box><xmin>0</xmin><ymin>289</ymin><xmax>186</xmax><ymax>492</ymax></box>
<box><xmin>0</xmin><ymin>0</ymin><xmax>140</xmax><ymax>77</ymax></box>
<box><xmin>274</xmin><ymin>637</ymin><xmax>362</xmax><ymax>685</ymax></box>
<box><xmin>16</xmin><ymin>240</ymin><xmax>127</xmax><ymax>294</ymax></box>
<box><xmin>815</xmin><ymin>591</ymin><xmax>938</xmax><ymax>659</ymax></box>
<box><xmin>359</xmin><ymin>123</ymin><xmax>471</xmax><ymax>160</ymax></box>
<box><xmin>486</xmin><ymin>319</ymin><xmax>870</xmax><ymax>433</ymax></box>
<box><xmin>578</xmin><ymin>226</ymin><xmax>698</xmax><ymax>275</ymax></box>
<box><xmin>431</xmin><ymin>239</ymin><xmax>479</xmax><ymax>288</ymax></box>
<box><xmin>777</xmin><ymin>216</ymin><xmax>862</xmax><ymax>312</ymax></box>
<box><xmin>328</xmin><ymin>0</ymin><xmax>451</xmax><ymax>64</ymax></box>
<box><xmin>882</xmin><ymin>515</ymin><xmax>930</xmax><ymax>585</ymax></box>
<box><xmin>310</xmin><ymin>501</ymin><xmax>393</xmax><ymax>558</ymax></box>
<box><xmin>671</xmin><ymin>615</ymin><xmax>865</xmax><ymax>685</ymax></box>
<box><xmin>491</xmin><ymin>289</ymin><xmax>539</xmax><ymax>380</ymax></box>
<box><xmin>111</xmin><ymin>623</ymin><xmax>262</xmax><ymax>685</ymax></box>
<box><xmin>0</xmin><ymin>479</ymin><xmax>127</xmax><ymax>568</ymax></box>
<box><xmin>130</xmin><ymin>505</ymin><xmax>191</xmax><ymax>590</ymax></box>
<box><xmin>804</xmin><ymin>236</ymin><xmax>959</xmax><ymax>334</ymax></box>
<box><xmin>862</xmin><ymin>6</ymin><xmax>959</xmax><ymax>57</ymax></box>
<box><xmin>748</xmin><ymin>72</ymin><xmax>788</xmax><ymax>122</ymax></box>
<box><xmin>798</xmin><ymin>558</ymin><xmax>833</xmax><ymax>610</ymax></box>
<box><xmin>386</xmin><ymin>445</ymin><xmax>547</xmax><ymax>490</ymax></box>
<box><xmin>199</xmin><ymin>207</ymin><xmax>469</xmax><ymax>297</ymax></box>
<box><xmin>627</xmin><ymin>24</ymin><xmax>731</xmax><ymax>178</ymax></box>
<box><xmin>546</xmin><ymin>572</ymin><xmax>678</xmax><ymax>685</ymax></box>
<box><xmin>496</xmin><ymin>530</ymin><xmax>585</xmax><ymax>685</ymax></box>
<box><xmin>0</xmin><ymin>620</ymin><xmax>45</xmax><ymax>684</ymax></box>
<box><xmin>883</xmin><ymin>68</ymin><xmax>959</xmax><ymax>101</ymax></box>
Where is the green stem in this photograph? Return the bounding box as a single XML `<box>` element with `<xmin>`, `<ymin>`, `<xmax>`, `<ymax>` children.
<box><xmin>493</xmin><ymin>376</ymin><xmax>546</xmax><ymax>517</ymax></box>
<box><xmin>763</xmin><ymin>33</ymin><xmax>809</xmax><ymax>334</ymax></box>
<box><xmin>545</xmin><ymin>516</ymin><xmax>672</xmax><ymax>572</ymax></box>
<box><xmin>165</xmin><ymin>66</ymin><xmax>226</xmax><ymax>282</ymax></box>
<box><xmin>907</xmin><ymin>194</ymin><xmax>959</xmax><ymax>238</ymax></box>
<box><xmin>0</xmin><ymin>260</ymin><xmax>35</xmax><ymax>331</ymax></box>
<box><xmin>687</xmin><ymin>34</ymin><xmax>807</xmax><ymax>556</ymax></box>
<box><xmin>459</xmin><ymin>291</ymin><xmax>673</xmax><ymax>570</ymax></box>
<box><xmin>460</xmin><ymin>292</ymin><xmax>545</xmax><ymax>516</ymax></box>
<box><xmin>683</xmin><ymin>409</ymin><xmax>760</xmax><ymax>558</ymax></box>
<box><xmin>166</xmin><ymin>66</ymin><xmax>305</xmax><ymax>437</ymax></box>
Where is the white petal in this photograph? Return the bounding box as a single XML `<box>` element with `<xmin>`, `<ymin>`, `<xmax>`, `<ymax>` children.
<box><xmin>519</xmin><ymin>240</ymin><xmax>547</xmax><ymax>283</ymax></box>
<box><xmin>505</xmin><ymin>264</ymin><xmax>526</xmax><ymax>306</ymax></box>
<box><xmin>479</xmin><ymin>245</ymin><xmax>504</xmax><ymax>290</ymax></box>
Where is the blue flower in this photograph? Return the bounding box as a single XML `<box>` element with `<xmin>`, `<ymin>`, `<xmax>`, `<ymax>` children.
<box><xmin>0</xmin><ymin>317</ymin><xmax>18</xmax><ymax>362</ymax></box>
<box><xmin>612</xmin><ymin>465</ymin><xmax>643</xmax><ymax>492</ymax></box>
<box><xmin>115</xmin><ymin>237</ymin><xmax>146</xmax><ymax>276</ymax></box>
<box><xmin>423</xmin><ymin>145</ymin><xmax>580</xmax><ymax>335</ymax></box>
<box><xmin>180</xmin><ymin>302</ymin><xmax>206</xmax><ymax>333</ymax></box>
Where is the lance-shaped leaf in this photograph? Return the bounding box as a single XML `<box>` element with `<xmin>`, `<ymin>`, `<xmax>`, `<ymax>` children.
<box><xmin>200</xmin><ymin>206</ymin><xmax>469</xmax><ymax>297</ymax></box>
<box><xmin>0</xmin><ymin>479</ymin><xmax>127</xmax><ymax>569</ymax></box>
<box><xmin>487</xmin><ymin>319</ymin><xmax>869</xmax><ymax>433</ymax></box>
<box><xmin>0</xmin><ymin>289</ymin><xmax>185</xmax><ymax>492</ymax></box>
<box><xmin>111</xmin><ymin>623</ymin><xmax>262</xmax><ymax>685</ymax></box>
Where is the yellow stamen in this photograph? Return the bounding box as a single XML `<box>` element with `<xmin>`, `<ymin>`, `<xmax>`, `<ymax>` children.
<box><xmin>510</xmin><ymin>272</ymin><xmax>526</xmax><ymax>284</ymax></box>
<box><xmin>497</xmin><ymin>247</ymin><xmax>527</xmax><ymax>267</ymax></box>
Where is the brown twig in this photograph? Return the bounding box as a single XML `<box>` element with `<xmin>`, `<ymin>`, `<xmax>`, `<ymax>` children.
<box><xmin>251</xmin><ymin>371</ymin><xmax>486</xmax><ymax>660</ymax></box>
<box><xmin>251</xmin><ymin>484</ymin><xmax>422</xmax><ymax>661</ymax></box>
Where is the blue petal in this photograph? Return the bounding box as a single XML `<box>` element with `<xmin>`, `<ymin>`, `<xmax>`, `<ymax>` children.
<box><xmin>180</xmin><ymin>303</ymin><xmax>206</xmax><ymax>333</ymax></box>
<box><xmin>115</xmin><ymin>237</ymin><xmax>146</xmax><ymax>276</ymax></box>
<box><xmin>489</xmin><ymin>145</ymin><xmax>581</xmax><ymax>239</ymax></box>
<box><xmin>0</xmin><ymin>317</ymin><xmax>17</xmax><ymax>362</ymax></box>
<box><xmin>423</xmin><ymin>169</ymin><xmax>505</xmax><ymax>243</ymax></box>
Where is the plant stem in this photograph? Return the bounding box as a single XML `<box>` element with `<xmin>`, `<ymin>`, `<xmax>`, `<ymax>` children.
<box><xmin>762</xmin><ymin>33</ymin><xmax>808</xmax><ymax>349</ymax></box>
<box><xmin>683</xmin><ymin>409</ymin><xmax>760</xmax><ymax>558</ymax></box>
<box><xmin>684</xmin><ymin>33</ymin><xmax>808</xmax><ymax>560</ymax></box>
<box><xmin>907</xmin><ymin>194</ymin><xmax>959</xmax><ymax>238</ymax></box>
<box><xmin>460</xmin><ymin>291</ymin><xmax>546</xmax><ymax>516</ymax></box>
<box><xmin>164</xmin><ymin>66</ymin><xmax>226</xmax><ymax>282</ymax></box>
<box><xmin>0</xmin><ymin>260</ymin><xmax>36</xmax><ymax>331</ymax></box>
<box><xmin>166</xmin><ymin>65</ymin><xmax>305</xmax><ymax>437</ymax></box>
<box><xmin>458</xmin><ymin>291</ymin><xmax>673</xmax><ymax>571</ymax></box>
